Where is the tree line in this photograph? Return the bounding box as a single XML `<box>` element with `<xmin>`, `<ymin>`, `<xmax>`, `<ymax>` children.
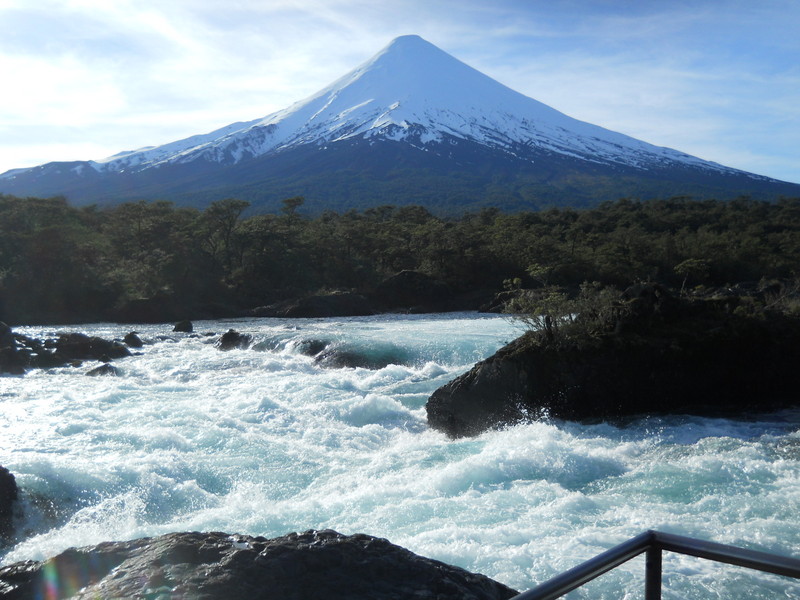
<box><xmin>1</xmin><ymin>193</ymin><xmax>799</xmax><ymax>324</ymax></box>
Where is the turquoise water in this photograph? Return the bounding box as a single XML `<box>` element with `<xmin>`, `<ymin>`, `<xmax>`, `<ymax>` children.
<box><xmin>1</xmin><ymin>313</ymin><xmax>799</xmax><ymax>598</ymax></box>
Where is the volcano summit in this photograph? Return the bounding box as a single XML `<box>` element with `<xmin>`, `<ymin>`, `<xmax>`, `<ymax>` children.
<box><xmin>2</xmin><ymin>35</ymin><xmax>798</xmax><ymax>212</ymax></box>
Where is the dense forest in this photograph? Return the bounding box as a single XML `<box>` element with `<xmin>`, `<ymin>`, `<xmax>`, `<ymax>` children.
<box><xmin>1</xmin><ymin>193</ymin><xmax>799</xmax><ymax>324</ymax></box>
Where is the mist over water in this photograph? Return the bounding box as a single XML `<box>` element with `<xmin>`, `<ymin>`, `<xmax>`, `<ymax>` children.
<box><xmin>2</xmin><ymin>313</ymin><xmax>799</xmax><ymax>598</ymax></box>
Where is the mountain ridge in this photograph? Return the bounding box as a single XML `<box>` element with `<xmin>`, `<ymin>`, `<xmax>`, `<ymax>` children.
<box><xmin>2</xmin><ymin>34</ymin><xmax>798</xmax><ymax>212</ymax></box>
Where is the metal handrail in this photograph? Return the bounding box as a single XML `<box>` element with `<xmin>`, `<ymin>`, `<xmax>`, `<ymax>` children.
<box><xmin>511</xmin><ymin>529</ymin><xmax>800</xmax><ymax>600</ymax></box>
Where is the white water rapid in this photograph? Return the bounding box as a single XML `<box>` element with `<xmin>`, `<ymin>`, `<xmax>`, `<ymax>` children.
<box><xmin>1</xmin><ymin>313</ymin><xmax>799</xmax><ymax>598</ymax></box>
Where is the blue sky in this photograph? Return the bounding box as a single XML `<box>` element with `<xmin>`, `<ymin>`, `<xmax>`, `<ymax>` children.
<box><xmin>1</xmin><ymin>0</ymin><xmax>798</xmax><ymax>184</ymax></box>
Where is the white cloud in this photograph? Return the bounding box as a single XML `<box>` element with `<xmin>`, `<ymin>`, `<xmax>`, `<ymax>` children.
<box><xmin>0</xmin><ymin>54</ymin><xmax>127</xmax><ymax>127</ymax></box>
<box><xmin>0</xmin><ymin>0</ymin><xmax>797</xmax><ymax>183</ymax></box>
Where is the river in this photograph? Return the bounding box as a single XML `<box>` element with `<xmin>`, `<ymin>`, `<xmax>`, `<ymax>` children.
<box><xmin>1</xmin><ymin>313</ymin><xmax>799</xmax><ymax>598</ymax></box>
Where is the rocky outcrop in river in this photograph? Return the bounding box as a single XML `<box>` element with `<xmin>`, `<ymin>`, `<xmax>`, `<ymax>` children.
<box><xmin>215</xmin><ymin>329</ymin><xmax>253</xmax><ymax>351</ymax></box>
<box><xmin>0</xmin><ymin>325</ymin><xmax>135</xmax><ymax>374</ymax></box>
<box><xmin>0</xmin><ymin>530</ymin><xmax>518</xmax><ymax>600</ymax></box>
<box><xmin>427</xmin><ymin>284</ymin><xmax>800</xmax><ymax>437</ymax></box>
<box><xmin>0</xmin><ymin>466</ymin><xmax>17</xmax><ymax>544</ymax></box>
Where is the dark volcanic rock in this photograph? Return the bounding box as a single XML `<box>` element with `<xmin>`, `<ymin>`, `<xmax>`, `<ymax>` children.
<box><xmin>315</xmin><ymin>349</ymin><xmax>377</xmax><ymax>369</ymax></box>
<box><xmin>0</xmin><ymin>530</ymin><xmax>518</xmax><ymax>600</ymax></box>
<box><xmin>295</xmin><ymin>339</ymin><xmax>329</xmax><ymax>356</ymax></box>
<box><xmin>54</xmin><ymin>333</ymin><xmax>131</xmax><ymax>362</ymax></box>
<box><xmin>86</xmin><ymin>363</ymin><xmax>120</xmax><ymax>377</ymax></box>
<box><xmin>1</xmin><ymin>327</ymin><xmax>134</xmax><ymax>373</ymax></box>
<box><xmin>427</xmin><ymin>287</ymin><xmax>800</xmax><ymax>437</ymax></box>
<box><xmin>0</xmin><ymin>323</ymin><xmax>26</xmax><ymax>375</ymax></box>
<box><xmin>314</xmin><ymin>348</ymin><xmax>404</xmax><ymax>370</ymax></box>
<box><xmin>173</xmin><ymin>320</ymin><xmax>193</xmax><ymax>333</ymax></box>
<box><xmin>216</xmin><ymin>329</ymin><xmax>252</xmax><ymax>351</ymax></box>
<box><xmin>28</xmin><ymin>350</ymin><xmax>70</xmax><ymax>369</ymax></box>
<box><xmin>122</xmin><ymin>332</ymin><xmax>144</xmax><ymax>348</ymax></box>
<box><xmin>0</xmin><ymin>347</ymin><xmax>26</xmax><ymax>375</ymax></box>
<box><xmin>0</xmin><ymin>465</ymin><xmax>17</xmax><ymax>542</ymax></box>
<box><xmin>0</xmin><ymin>323</ymin><xmax>13</xmax><ymax>349</ymax></box>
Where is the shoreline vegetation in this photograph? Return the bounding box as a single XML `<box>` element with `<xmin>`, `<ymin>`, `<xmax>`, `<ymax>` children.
<box><xmin>1</xmin><ymin>193</ymin><xmax>799</xmax><ymax>326</ymax></box>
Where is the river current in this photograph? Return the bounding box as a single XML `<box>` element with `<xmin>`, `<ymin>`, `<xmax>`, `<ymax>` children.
<box><xmin>1</xmin><ymin>313</ymin><xmax>799</xmax><ymax>598</ymax></box>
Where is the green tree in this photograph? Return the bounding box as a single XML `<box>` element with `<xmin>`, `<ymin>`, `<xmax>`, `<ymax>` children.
<box><xmin>200</xmin><ymin>198</ymin><xmax>251</xmax><ymax>274</ymax></box>
<box><xmin>674</xmin><ymin>258</ymin><xmax>711</xmax><ymax>294</ymax></box>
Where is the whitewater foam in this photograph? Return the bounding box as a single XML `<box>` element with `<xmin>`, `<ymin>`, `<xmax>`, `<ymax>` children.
<box><xmin>1</xmin><ymin>313</ymin><xmax>799</xmax><ymax>598</ymax></box>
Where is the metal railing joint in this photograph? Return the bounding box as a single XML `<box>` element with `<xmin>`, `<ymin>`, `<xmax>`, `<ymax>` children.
<box><xmin>511</xmin><ymin>530</ymin><xmax>800</xmax><ymax>600</ymax></box>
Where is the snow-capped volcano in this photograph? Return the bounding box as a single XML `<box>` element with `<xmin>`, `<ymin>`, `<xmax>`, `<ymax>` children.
<box><xmin>90</xmin><ymin>35</ymin><xmax>721</xmax><ymax>174</ymax></box>
<box><xmin>2</xmin><ymin>35</ymin><xmax>798</xmax><ymax>212</ymax></box>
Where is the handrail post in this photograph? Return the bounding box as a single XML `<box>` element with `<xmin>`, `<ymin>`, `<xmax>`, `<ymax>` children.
<box><xmin>645</xmin><ymin>546</ymin><xmax>662</xmax><ymax>600</ymax></box>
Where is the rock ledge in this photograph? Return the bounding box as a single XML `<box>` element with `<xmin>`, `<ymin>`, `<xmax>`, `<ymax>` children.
<box><xmin>427</xmin><ymin>285</ymin><xmax>800</xmax><ymax>437</ymax></box>
<box><xmin>0</xmin><ymin>530</ymin><xmax>518</xmax><ymax>600</ymax></box>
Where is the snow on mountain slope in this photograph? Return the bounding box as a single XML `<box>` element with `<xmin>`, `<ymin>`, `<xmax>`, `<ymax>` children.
<box><xmin>4</xmin><ymin>31</ymin><xmax>784</xmax><ymax>208</ymax></box>
<box><xmin>89</xmin><ymin>118</ymin><xmax>263</xmax><ymax>172</ymax></box>
<box><xmin>79</xmin><ymin>35</ymin><xmax>749</xmax><ymax>178</ymax></box>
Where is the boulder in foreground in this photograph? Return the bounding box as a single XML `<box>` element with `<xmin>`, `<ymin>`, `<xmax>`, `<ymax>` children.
<box><xmin>0</xmin><ymin>530</ymin><xmax>518</xmax><ymax>600</ymax></box>
<box><xmin>427</xmin><ymin>283</ymin><xmax>800</xmax><ymax>437</ymax></box>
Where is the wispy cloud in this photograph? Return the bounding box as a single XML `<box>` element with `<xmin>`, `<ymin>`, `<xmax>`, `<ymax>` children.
<box><xmin>453</xmin><ymin>0</ymin><xmax>800</xmax><ymax>182</ymax></box>
<box><xmin>0</xmin><ymin>0</ymin><xmax>797</xmax><ymax>183</ymax></box>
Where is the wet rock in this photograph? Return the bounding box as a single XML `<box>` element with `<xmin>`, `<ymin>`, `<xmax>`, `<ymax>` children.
<box><xmin>0</xmin><ymin>323</ymin><xmax>26</xmax><ymax>375</ymax></box>
<box><xmin>0</xmin><ymin>347</ymin><xmax>27</xmax><ymax>375</ymax></box>
<box><xmin>315</xmin><ymin>349</ymin><xmax>375</xmax><ymax>369</ymax></box>
<box><xmin>0</xmin><ymin>322</ymin><xmax>13</xmax><ymax>349</ymax></box>
<box><xmin>1</xmin><ymin>328</ymin><xmax>135</xmax><ymax>373</ymax></box>
<box><xmin>427</xmin><ymin>287</ymin><xmax>800</xmax><ymax>437</ymax></box>
<box><xmin>123</xmin><ymin>332</ymin><xmax>144</xmax><ymax>348</ymax></box>
<box><xmin>0</xmin><ymin>465</ymin><xmax>17</xmax><ymax>542</ymax></box>
<box><xmin>314</xmin><ymin>348</ymin><xmax>404</xmax><ymax>370</ymax></box>
<box><xmin>54</xmin><ymin>333</ymin><xmax>131</xmax><ymax>361</ymax></box>
<box><xmin>173</xmin><ymin>320</ymin><xmax>193</xmax><ymax>333</ymax></box>
<box><xmin>86</xmin><ymin>363</ymin><xmax>120</xmax><ymax>377</ymax></box>
<box><xmin>295</xmin><ymin>339</ymin><xmax>329</xmax><ymax>356</ymax></box>
<box><xmin>0</xmin><ymin>530</ymin><xmax>518</xmax><ymax>600</ymax></box>
<box><xmin>29</xmin><ymin>350</ymin><xmax>69</xmax><ymax>369</ymax></box>
<box><xmin>216</xmin><ymin>329</ymin><xmax>252</xmax><ymax>351</ymax></box>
